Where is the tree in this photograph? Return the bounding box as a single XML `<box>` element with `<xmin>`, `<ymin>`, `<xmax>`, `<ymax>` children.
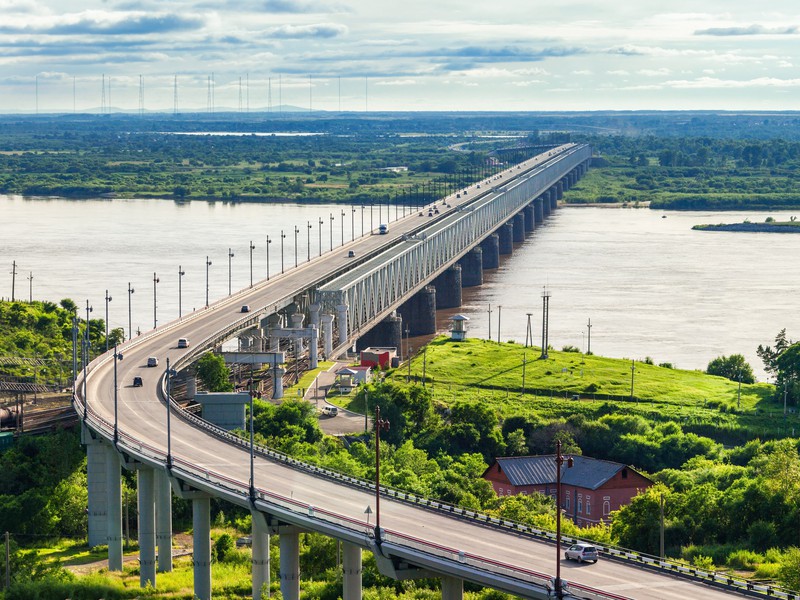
<box><xmin>195</xmin><ymin>353</ymin><xmax>233</xmax><ymax>392</ymax></box>
<box><xmin>705</xmin><ymin>354</ymin><xmax>755</xmax><ymax>383</ymax></box>
<box><xmin>757</xmin><ymin>329</ymin><xmax>792</xmax><ymax>377</ymax></box>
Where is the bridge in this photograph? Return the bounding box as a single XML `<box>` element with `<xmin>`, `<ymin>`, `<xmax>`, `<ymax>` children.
<box><xmin>73</xmin><ymin>145</ymin><xmax>748</xmax><ymax>600</ymax></box>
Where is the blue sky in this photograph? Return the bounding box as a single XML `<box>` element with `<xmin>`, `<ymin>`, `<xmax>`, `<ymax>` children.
<box><xmin>2</xmin><ymin>0</ymin><xmax>799</xmax><ymax>113</ymax></box>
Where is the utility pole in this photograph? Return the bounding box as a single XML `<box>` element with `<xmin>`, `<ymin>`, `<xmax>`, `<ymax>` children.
<box><xmin>497</xmin><ymin>305</ymin><xmax>502</xmax><ymax>344</ymax></box>
<box><xmin>374</xmin><ymin>405</ymin><xmax>390</xmax><ymax>541</ymax></box>
<box><xmin>487</xmin><ymin>304</ymin><xmax>492</xmax><ymax>341</ymax></box>
<box><xmin>525</xmin><ymin>313</ymin><xmax>533</xmax><ymax>347</ymax></box>
<box><xmin>586</xmin><ymin>318</ymin><xmax>592</xmax><ymax>354</ymax></box>
<box><xmin>659</xmin><ymin>493</ymin><xmax>665</xmax><ymax>559</ymax></box>
<box><xmin>10</xmin><ymin>261</ymin><xmax>17</xmax><ymax>302</ymax></box>
<box><xmin>630</xmin><ymin>359</ymin><xmax>635</xmax><ymax>402</ymax></box>
<box><xmin>27</xmin><ymin>272</ymin><xmax>32</xmax><ymax>303</ymax></box>
<box><xmin>541</xmin><ymin>287</ymin><xmax>551</xmax><ymax>359</ymax></box>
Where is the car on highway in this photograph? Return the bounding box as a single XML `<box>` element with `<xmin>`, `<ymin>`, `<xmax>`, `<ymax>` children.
<box><xmin>146</xmin><ymin>357</ymin><xmax>159</xmax><ymax>367</ymax></box>
<box><xmin>132</xmin><ymin>376</ymin><xmax>143</xmax><ymax>387</ymax></box>
<box><xmin>564</xmin><ymin>543</ymin><xmax>599</xmax><ymax>563</ymax></box>
<box><xmin>348</xmin><ymin>250</ymin><xmax>355</xmax><ymax>258</ymax></box>
<box><xmin>177</xmin><ymin>337</ymin><xmax>189</xmax><ymax>348</ymax></box>
<box><xmin>241</xmin><ymin>305</ymin><xmax>250</xmax><ymax>313</ymax></box>
<box><xmin>378</xmin><ymin>223</ymin><xmax>389</xmax><ymax>234</ymax></box>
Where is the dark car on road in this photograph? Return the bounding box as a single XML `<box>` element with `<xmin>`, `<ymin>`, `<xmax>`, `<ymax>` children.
<box><xmin>133</xmin><ymin>376</ymin><xmax>143</xmax><ymax>387</ymax></box>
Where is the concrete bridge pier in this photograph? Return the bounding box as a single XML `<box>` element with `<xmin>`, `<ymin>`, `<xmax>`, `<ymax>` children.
<box><xmin>556</xmin><ymin>181</ymin><xmax>564</xmax><ymax>201</ymax></box>
<box><xmin>336</xmin><ymin>304</ymin><xmax>349</xmax><ymax>346</ymax></box>
<box><xmin>279</xmin><ymin>528</ymin><xmax>301</xmax><ymax>600</ymax></box>
<box><xmin>533</xmin><ymin>196</ymin><xmax>544</xmax><ymax>224</ymax></box>
<box><xmin>342</xmin><ymin>542</ymin><xmax>363</xmax><ymax>600</ymax></box>
<box><xmin>83</xmin><ymin>426</ymin><xmax>108</xmax><ymax>548</ymax></box>
<box><xmin>459</xmin><ymin>246</ymin><xmax>483</xmax><ymax>286</ymax></box>
<box><xmin>137</xmin><ymin>466</ymin><xmax>157</xmax><ymax>589</ymax></box>
<box><xmin>290</xmin><ymin>313</ymin><xmax>305</xmax><ymax>355</ymax></box>
<box><xmin>550</xmin><ymin>188</ymin><xmax>559</xmax><ymax>211</ymax></box>
<box><xmin>398</xmin><ymin>286</ymin><xmax>437</xmax><ymax>335</ymax></box>
<box><xmin>251</xmin><ymin>511</ymin><xmax>271</xmax><ymax>600</ymax></box>
<box><xmin>105</xmin><ymin>445</ymin><xmax>123</xmax><ymax>571</ymax></box>
<box><xmin>542</xmin><ymin>192</ymin><xmax>552</xmax><ymax>217</ymax></box>
<box><xmin>512</xmin><ymin>213</ymin><xmax>525</xmax><ymax>243</ymax></box>
<box><xmin>480</xmin><ymin>234</ymin><xmax>500</xmax><ymax>269</ymax></box>
<box><xmin>309</xmin><ymin>303</ymin><xmax>320</xmax><ymax>328</ymax></box>
<box><xmin>273</xmin><ymin>366</ymin><xmax>286</xmax><ymax>399</ymax></box>
<box><xmin>321</xmin><ymin>314</ymin><xmax>334</xmax><ymax>358</ymax></box>
<box><xmin>309</xmin><ymin>325</ymin><xmax>319</xmax><ymax>369</ymax></box>
<box><xmin>441</xmin><ymin>576</ymin><xmax>464</xmax><ymax>600</ymax></box>
<box><xmin>156</xmin><ymin>469</ymin><xmax>173</xmax><ymax>573</ymax></box>
<box><xmin>498</xmin><ymin>222</ymin><xmax>514</xmax><ymax>255</ymax></box>
<box><xmin>434</xmin><ymin>264</ymin><xmax>462</xmax><ymax>309</ymax></box>
<box><xmin>192</xmin><ymin>495</ymin><xmax>212</xmax><ymax>600</ymax></box>
<box><xmin>523</xmin><ymin>205</ymin><xmax>535</xmax><ymax>233</ymax></box>
<box><xmin>357</xmin><ymin>312</ymin><xmax>403</xmax><ymax>351</ymax></box>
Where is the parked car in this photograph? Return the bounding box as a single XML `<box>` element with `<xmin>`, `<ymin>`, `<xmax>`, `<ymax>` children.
<box><xmin>564</xmin><ymin>543</ymin><xmax>599</xmax><ymax>563</ymax></box>
<box><xmin>146</xmin><ymin>356</ymin><xmax>158</xmax><ymax>367</ymax></box>
<box><xmin>241</xmin><ymin>305</ymin><xmax>250</xmax><ymax>313</ymax></box>
<box><xmin>177</xmin><ymin>337</ymin><xmax>189</xmax><ymax>348</ymax></box>
<box><xmin>132</xmin><ymin>376</ymin><xmax>143</xmax><ymax>387</ymax></box>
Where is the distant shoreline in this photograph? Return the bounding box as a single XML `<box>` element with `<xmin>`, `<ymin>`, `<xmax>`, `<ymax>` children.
<box><xmin>693</xmin><ymin>222</ymin><xmax>800</xmax><ymax>233</ymax></box>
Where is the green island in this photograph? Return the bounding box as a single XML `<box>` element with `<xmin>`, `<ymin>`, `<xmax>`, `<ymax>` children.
<box><xmin>693</xmin><ymin>217</ymin><xmax>800</xmax><ymax>233</ymax></box>
<box><xmin>3</xmin><ymin>298</ymin><xmax>800</xmax><ymax>597</ymax></box>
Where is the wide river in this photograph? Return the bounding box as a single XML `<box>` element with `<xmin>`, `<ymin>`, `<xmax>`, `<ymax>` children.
<box><xmin>2</xmin><ymin>194</ymin><xmax>798</xmax><ymax>381</ymax></box>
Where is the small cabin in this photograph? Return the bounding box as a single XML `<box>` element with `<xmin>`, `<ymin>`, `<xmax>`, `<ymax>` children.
<box><xmin>449</xmin><ymin>314</ymin><xmax>470</xmax><ymax>341</ymax></box>
<box><xmin>335</xmin><ymin>366</ymin><xmax>372</xmax><ymax>392</ymax></box>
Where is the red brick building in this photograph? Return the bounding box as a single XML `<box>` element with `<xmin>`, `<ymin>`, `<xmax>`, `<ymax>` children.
<box><xmin>483</xmin><ymin>455</ymin><xmax>653</xmax><ymax>526</ymax></box>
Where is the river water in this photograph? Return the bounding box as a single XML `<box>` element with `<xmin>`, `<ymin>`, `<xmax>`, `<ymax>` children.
<box><xmin>2</xmin><ymin>195</ymin><xmax>798</xmax><ymax>381</ymax></box>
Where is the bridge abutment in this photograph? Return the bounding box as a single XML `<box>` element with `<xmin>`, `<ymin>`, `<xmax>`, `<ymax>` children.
<box><xmin>137</xmin><ymin>466</ymin><xmax>157</xmax><ymax>589</ymax></box>
<box><xmin>342</xmin><ymin>542</ymin><xmax>363</xmax><ymax>600</ymax></box>
<box><xmin>512</xmin><ymin>213</ymin><xmax>525</xmax><ymax>243</ymax></box>
<box><xmin>434</xmin><ymin>265</ymin><xmax>462</xmax><ymax>309</ymax></box>
<box><xmin>252</xmin><ymin>511</ymin><xmax>271</xmax><ymax>600</ymax></box>
<box><xmin>105</xmin><ymin>445</ymin><xmax>123</xmax><ymax>571</ymax></box>
<box><xmin>498</xmin><ymin>222</ymin><xmax>514</xmax><ymax>255</ymax></box>
<box><xmin>398</xmin><ymin>286</ymin><xmax>437</xmax><ymax>335</ymax></box>
<box><xmin>459</xmin><ymin>247</ymin><xmax>483</xmax><ymax>286</ymax></box>
<box><xmin>480</xmin><ymin>234</ymin><xmax>500</xmax><ymax>269</ymax></box>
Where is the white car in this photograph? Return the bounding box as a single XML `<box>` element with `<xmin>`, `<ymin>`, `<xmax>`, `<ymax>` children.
<box><xmin>564</xmin><ymin>543</ymin><xmax>599</xmax><ymax>563</ymax></box>
<box><xmin>321</xmin><ymin>405</ymin><xmax>339</xmax><ymax>417</ymax></box>
<box><xmin>177</xmin><ymin>338</ymin><xmax>189</xmax><ymax>348</ymax></box>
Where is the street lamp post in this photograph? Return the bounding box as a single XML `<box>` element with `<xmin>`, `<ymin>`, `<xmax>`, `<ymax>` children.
<box><xmin>113</xmin><ymin>344</ymin><xmax>120</xmax><ymax>444</ymax></box>
<box><xmin>249</xmin><ymin>241</ymin><xmax>255</xmax><ymax>288</ymax></box>
<box><xmin>165</xmin><ymin>359</ymin><xmax>177</xmax><ymax>470</ymax></box>
<box><xmin>555</xmin><ymin>439</ymin><xmax>573</xmax><ymax>599</ymax></box>
<box><xmin>127</xmin><ymin>283</ymin><xmax>134</xmax><ymax>340</ymax></box>
<box><xmin>329</xmin><ymin>213</ymin><xmax>334</xmax><ymax>251</ymax></box>
<box><xmin>351</xmin><ymin>206</ymin><xmax>355</xmax><ymax>241</ymax></box>
<box><xmin>360</xmin><ymin>205</ymin><xmax>365</xmax><ymax>237</ymax></box>
<box><xmin>307</xmin><ymin>221</ymin><xmax>312</xmax><ymax>262</ymax></box>
<box><xmin>178</xmin><ymin>266</ymin><xmax>185</xmax><ymax>318</ymax></box>
<box><xmin>280</xmin><ymin>230</ymin><xmax>286</xmax><ymax>273</ymax></box>
<box><xmin>294</xmin><ymin>226</ymin><xmax>299</xmax><ymax>267</ymax></box>
<box><xmin>228</xmin><ymin>248</ymin><xmax>235</xmax><ymax>295</ymax></box>
<box><xmin>83</xmin><ymin>300</ymin><xmax>92</xmax><ymax>421</ymax></box>
<box><xmin>104</xmin><ymin>290</ymin><xmax>112</xmax><ymax>352</ymax></box>
<box><xmin>341</xmin><ymin>210</ymin><xmax>345</xmax><ymax>246</ymax></box>
<box><xmin>374</xmin><ymin>405</ymin><xmax>390</xmax><ymax>541</ymax></box>
<box><xmin>152</xmin><ymin>273</ymin><xmax>160</xmax><ymax>329</ymax></box>
<box><xmin>318</xmin><ymin>218</ymin><xmax>323</xmax><ymax>256</ymax></box>
<box><xmin>265</xmin><ymin>236</ymin><xmax>271</xmax><ymax>280</ymax></box>
<box><xmin>205</xmin><ymin>256</ymin><xmax>212</xmax><ymax>307</ymax></box>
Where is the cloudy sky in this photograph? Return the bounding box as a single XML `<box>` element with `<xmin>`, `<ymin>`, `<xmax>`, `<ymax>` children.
<box><xmin>2</xmin><ymin>0</ymin><xmax>799</xmax><ymax>113</ymax></box>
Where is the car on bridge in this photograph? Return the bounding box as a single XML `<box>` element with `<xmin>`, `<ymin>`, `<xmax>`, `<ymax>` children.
<box><xmin>132</xmin><ymin>376</ymin><xmax>143</xmax><ymax>387</ymax></box>
<box><xmin>146</xmin><ymin>357</ymin><xmax>158</xmax><ymax>367</ymax></box>
<box><xmin>177</xmin><ymin>338</ymin><xmax>189</xmax><ymax>348</ymax></box>
<box><xmin>564</xmin><ymin>543</ymin><xmax>599</xmax><ymax>563</ymax></box>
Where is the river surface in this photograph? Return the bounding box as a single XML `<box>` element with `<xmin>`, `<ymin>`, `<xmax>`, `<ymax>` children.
<box><xmin>2</xmin><ymin>194</ymin><xmax>798</xmax><ymax>381</ymax></box>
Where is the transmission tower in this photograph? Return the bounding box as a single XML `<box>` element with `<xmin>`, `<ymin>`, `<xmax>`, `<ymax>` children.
<box><xmin>541</xmin><ymin>288</ymin><xmax>551</xmax><ymax>359</ymax></box>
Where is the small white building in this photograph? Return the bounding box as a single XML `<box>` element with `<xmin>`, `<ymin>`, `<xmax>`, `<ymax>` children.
<box><xmin>335</xmin><ymin>366</ymin><xmax>372</xmax><ymax>392</ymax></box>
<box><xmin>449</xmin><ymin>314</ymin><xmax>470</xmax><ymax>341</ymax></box>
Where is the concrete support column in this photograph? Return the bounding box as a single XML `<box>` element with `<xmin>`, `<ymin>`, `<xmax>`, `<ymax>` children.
<box><xmin>137</xmin><ymin>467</ymin><xmax>157</xmax><ymax>588</ymax></box>
<box><xmin>356</xmin><ymin>312</ymin><xmax>402</xmax><ymax>352</ymax></box>
<box><xmin>309</xmin><ymin>325</ymin><xmax>319</xmax><ymax>369</ymax></box>
<box><xmin>433</xmin><ymin>264</ymin><xmax>462</xmax><ymax>309</ymax></box>
<box><xmin>272</xmin><ymin>366</ymin><xmax>285</xmax><ymax>400</ymax></box>
<box><xmin>321</xmin><ymin>314</ymin><xmax>334</xmax><ymax>359</ymax></box>
<box><xmin>512</xmin><ymin>213</ymin><xmax>525</xmax><ymax>243</ymax></box>
<box><xmin>499</xmin><ymin>222</ymin><xmax>514</xmax><ymax>255</ymax></box>
<box><xmin>458</xmin><ymin>246</ymin><xmax>483</xmax><ymax>287</ymax></box>
<box><xmin>523</xmin><ymin>204</ymin><xmax>535</xmax><ymax>232</ymax></box>
<box><xmin>279</xmin><ymin>530</ymin><xmax>300</xmax><ymax>600</ymax></box>
<box><xmin>308</xmin><ymin>303</ymin><xmax>320</xmax><ymax>328</ymax></box>
<box><xmin>556</xmin><ymin>181</ymin><xmax>564</xmax><ymax>200</ymax></box>
<box><xmin>441</xmin><ymin>576</ymin><xmax>464</xmax><ymax>600</ymax></box>
<box><xmin>252</xmin><ymin>512</ymin><xmax>271</xmax><ymax>600</ymax></box>
<box><xmin>269</xmin><ymin>327</ymin><xmax>281</xmax><ymax>353</ymax></box>
<box><xmin>398</xmin><ymin>286</ymin><xmax>436</xmax><ymax>335</ymax></box>
<box><xmin>155</xmin><ymin>469</ymin><xmax>173</xmax><ymax>573</ymax></box>
<box><xmin>192</xmin><ymin>496</ymin><xmax>212</xmax><ymax>600</ymax></box>
<box><xmin>342</xmin><ymin>542</ymin><xmax>362</xmax><ymax>600</ymax></box>
<box><xmin>480</xmin><ymin>234</ymin><xmax>500</xmax><ymax>270</ymax></box>
<box><xmin>336</xmin><ymin>304</ymin><xmax>349</xmax><ymax>347</ymax></box>
<box><xmin>105</xmin><ymin>446</ymin><xmax>123</xmax><ymax>571</ymax></box>
<box><xmin>534</xmin><ymin>196</ymin><xmax>545</xmax><ymax>224</ymax></box>
<box><xmin>84</xmin><ymin>428</ymin><xmax>108</xmax><ymax>548</ymax></box>
<box><xmin>290</xmin><ymin>313</ymin><xmax>305</xmax><ymax>354</ymax></box>
<box><xmin>542</xmin><ymin>191</ymin><xmax>552</xmax><ymax>217</ymax></box>
<box><xmin>551</xmin><ymin>188</ymin><xmax>559</xmax><ymax>211</ymax></box>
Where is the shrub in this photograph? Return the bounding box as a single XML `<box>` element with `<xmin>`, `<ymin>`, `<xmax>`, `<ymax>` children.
<box><xmin>693</xmin><ymin>555</ymin><xmax>714</xmax><ymax>571</ymax></box>
<box><xmin>726</xmin><ymin>549</ymin><xmax>763</xmax><ymax>570</ymax></box>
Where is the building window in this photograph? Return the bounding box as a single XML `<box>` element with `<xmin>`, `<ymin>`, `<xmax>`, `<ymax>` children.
<box><xmin>603</xmin><ymin>501</ymin><xmax>611</xmax><ymax>516</ymax></box>
<box><xmin>586</xmin><ymin>499</ymin><xmax>591</xmax><ymax>515</ymax></box>
<box><xmin>565</xmin><ymin>493</ymin><xmax>571</xmax><ymax>510</ymax></box>
<box><xmin>498</xmin><ymin>488</ymin><xmax>503</xmax><ymax>496</ymax></box>
<box><xmin>577</xmin><ymin>495</ymin><xmax>583</xmax><ymax>514</ymax></box>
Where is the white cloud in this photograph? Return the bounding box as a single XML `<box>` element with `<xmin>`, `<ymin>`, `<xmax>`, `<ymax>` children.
<box><xmin>638</xmin><ymin>68</ymin><xmax>671</xmax><ymax>76</ymax></box>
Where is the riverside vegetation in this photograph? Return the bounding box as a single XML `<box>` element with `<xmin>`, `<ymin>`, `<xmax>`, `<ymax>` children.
<box><xmin>4</xmin><ymin>298</ymin><xmax>800</xmax><ymax>596</ymax></box>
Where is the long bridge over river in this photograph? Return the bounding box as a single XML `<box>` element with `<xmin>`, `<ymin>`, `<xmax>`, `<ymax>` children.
<box><xmin>74</xmin><ymin>144</ymin><xmax>755</xmax><ymax>600</ymax></box>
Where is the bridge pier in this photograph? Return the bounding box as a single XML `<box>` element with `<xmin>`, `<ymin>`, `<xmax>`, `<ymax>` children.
<box><xmin>105</xmin><ymin>445</ymin><xmax>123</xmax><ymax>571</ymax></box>
<box><xmin>336</xmin><ymin>304</ymin><xmax>349</xmax><ymax>347</ymax></box>
<box><xmin>137</xmin><ymin>466</ymin><xmax>157</xmax><ymax>589</ymax></box>
<box><xmin>84</xmin><ymin>426</ymin><xmax>108</xmax><ymax>548</ymax></box>
<box><xmin>192</xmin><ymin>495</ymin><xmax>212</xmax><ymax>600</ymax></box>
<box><xmin>534</xmin><ymin>196</ymin><xmax>544</xmax><ymax>223</ymax></box>
<box><xmin>556</xmin><ymin>181</ymin><xmax>564</xmax><ymax>201</ymax></box>
<box><xmin>441</xmin><ymin>576</ymin><xmax>463</xmax><ymax>600</ymax></box>
<box><xmin>398</xmin><ymin>286</ymin><xmax>437</xmax><ymax>335</ymax></box>
<box><xmin>156</xmin><ymin>469</ymin><xmax>173</xmax><ymax>573</ymax></box>
<box><xmin>321</xmin><ymin>314</ymin><xmax>334</xmax><ymax>358</ymax></box>
<box><xmin>459</xmin><ymin>246</ymin><xmax>483</xmax><ymax>286</ymax></box>
<box><xmin>434</xmin><ymin>265</ymin><xmax>462</xmax><ymax>309</ymax></box>
<box><xmin>480</xmin><ymin>234</ymin><xmax>499</xmax><ymax>269</ymax></box>
<box><xmin>251</xmin><ymin>511</ymin><xmax>271</xmax><ymax>600</ymax></box>
<box><xmin>542</xmin><ymin>191</ymin><xmax>552</xmax><ymax>217</ymax></box>
<box><xmin>309</xmin><ymin>303</ymin><xmax>320</xmax><ymax>328</ymax></box>
<box><xmin>290</xmin><ymin>313</ymin><xmax>305</xmax><ymax>354</ymax></box>
<box><xmin>279</xmin><ymin>528</ymin><xmax>301</xmax><ymax>600</ymax></box>
<box><xmin>342</xmin><ymin>542</ymin><xmax>362</xmax><ymax>600</ymax></box>
<box><xmin>309</xmin><ymin>325</ymin><xmax>319</xmax><ymax>369</ymax></box>
<box><xmin>273</xmin><ymin>366</ymin><xmax>285</xmax><ymax>399</ymax></box>
<box><xmin>523</xmin><ymin>205</ymin><xmax>535</xmax><ymax>233</ymax></box>
<box><xmin>498</xmin><ymin>222</ymin><xmax>514</xmax><ymax>255</ymax></box>
<box><xmin>512</xmin><ymin>213</ymin><xmax>525</xmax><ymax>243</ymax></box>
<box><xmin>357</xmin><ymin>312</ymin><xmax>403</xmax><ymax>351</ymax></box>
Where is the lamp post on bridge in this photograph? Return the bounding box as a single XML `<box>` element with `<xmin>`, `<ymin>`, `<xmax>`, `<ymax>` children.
<box><xmin>307</xmin><ymin>221</ymin><xmax>312</xmax><ymax>262</ymax></box>
<box><xmin>104</xmin><ymin>290</ymin><xmax>112</xmax><ymax>352</ymax></box>
<box><xmin>294</xmin><ymin>226</ymin><xmax>299</xmax><ymax>267</ymax></box>
<box><xmin>228</xmin><ymin>248</ymin><xmax>235</xmax><ymax>295</ymax></box>
<box><xmin>318</xmin><ymin>218</ymin><xmax>323</xmax><ymax>256</ymax></box>
<box><xmin>265</xmin><ymin>236</ymin><xmax>271</xmax><ymax>280</ymax></box>
<box><xmin>341</xmin><ymin>210</ymin><xmax>345</xmax><ymax>247</ymax></box>
<box><xmin>152</xmin><ymin>272</ymin><xmax>160</xmax><ymax>329</ymax></box>
<box><xmin>555</xmin><ymin>439</ymin><xmax>573</xmax><ymax>599</ymax></box>
<box><xmin>351</xmin><ymin>206</ymin><xmax>356</xmax><ymax>241</ymax></box>
<box><xmin>178</xmin><ymin>266</ymin><xmax>185</xmax><ymax>318</ymax></box>
<box><xmin>127</xmin><ymin>283</ymin><xmax>134</xmax><ymax>340</ymax></box>
<box><xmin>329</xmin><ymin>213</ymin><xmax>334</xmax><ymax>251</ymax></box>
<box><xmin>205</xmin><ymin>256</ymin><xmax>212</xmax><ymax>307</ymax></box>
<box><xmin>280</xmin><ymin>230</ymin><xmax>286</xmax><ymax>274</ymax></box>
<box><xmin>374</xmin><ymin>405</ymin><xmax>390</xmax><ymax>542</ymax></box>
<box><xmin>249</xmin><ymin>241</ymin><xmax>255</xmax><ymax>288</ymax></box>
<box><xmin>83</xmin><ymin>299</ymin><xmax>92</xmax><ymax>421</ymax></box>
<box><xmin>360</xmin><ymin>205</ymin><xmax>365</xmax><ymax>237</ymax></box>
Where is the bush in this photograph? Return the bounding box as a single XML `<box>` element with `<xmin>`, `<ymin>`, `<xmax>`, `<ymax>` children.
<box><xmin>726</xmin><ymin>549</ymin><xmax>763</xmax><ymax>570</ymax></box>
<box><xmin>748</xmin><ymin>520</ymin><xmax>779</xmax><ymax>552</ymax></box>
<box><xmin>693</xmin><ymin>554</ymin><xmax>714</xmax><ymax>571</ymax></box>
